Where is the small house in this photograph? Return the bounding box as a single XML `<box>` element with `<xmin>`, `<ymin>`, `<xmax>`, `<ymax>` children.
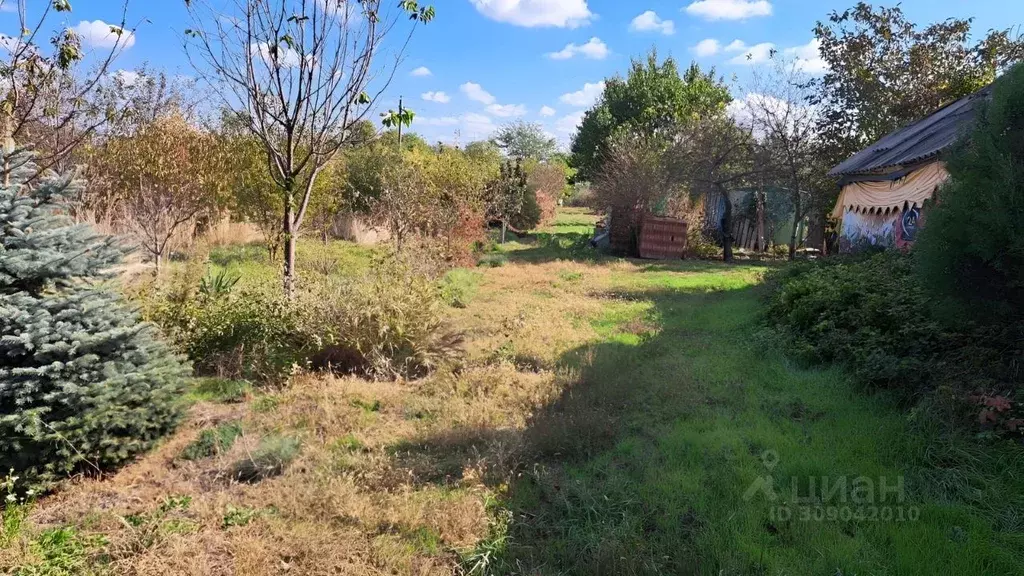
<box><xmin>828</xmin><ymin>85</ymin><xmax>992</xmax><ymax>253</ymax></box>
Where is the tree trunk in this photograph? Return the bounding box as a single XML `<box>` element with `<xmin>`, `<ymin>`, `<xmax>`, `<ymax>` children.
<box><xmin>501</xmin><ymin>221</ymin><xmax>507</xmax><ymax>244</ymax></box>
<box><xmin>154</xmin><ymin>252</ymin><xmax>162</xmax><ymax>273</ymax></box>
<box><xmin>720</xmin><ymin>189</ymin><xmax>734</xmax><ymax>263</ymax></box>
<box><xmin>283</xmin><ymin>182</ymin><xmax>297</xmax><ymax>299</ymax></box>
<box><xmin>788</xmin><ymin>191</ymin><xmax>802</xmax><ymax>261</ymax></box>
<box><xmin>755</xmin><ymin>187</ymin><xmax>766</xmax><ymax>252</ymax></box>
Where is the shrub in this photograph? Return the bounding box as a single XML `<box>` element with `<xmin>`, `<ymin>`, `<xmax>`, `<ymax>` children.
<box><xmin>0</xmin><ymin>157</ymin><xmax>188</xmax><ymax>490</ymax></box>
<box><xmin>230</xmin><ymin>435</ymin><xmax>301</xmax><ymax>483</ymax></box>
<box><xmin>764</xmin><ymin>253</ymin><xmax>1024</xmax><ymax>433</ymax></box>
<box><xmin>317</xmin><ymin>256</ymin><xmax>466</xmax><ymax>380</ymax></box>
<box><xmin>148</xmin><ymin>285</ymin><xmax>322</xmax><ymax>385</ymax></box>
<box><xmin>763</xmin><ymin>252</ymin><xmax>942</xmax><ymax>394</ymax></box>
<box><xmin>916</xmin><ymin>63</ymin><xmax>1024</xmax><ymax>326</ymax></box>
<box><xmin>178</xmin><ymin>422</ymin><xmax>243</xmax><ymax>461</ymax></box>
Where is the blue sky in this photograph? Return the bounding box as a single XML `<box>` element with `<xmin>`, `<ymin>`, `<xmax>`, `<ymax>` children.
<box><xmin>6</xmin><ymin>0</ymin><xmax>1023</xmax><ymax>147</ymax></box>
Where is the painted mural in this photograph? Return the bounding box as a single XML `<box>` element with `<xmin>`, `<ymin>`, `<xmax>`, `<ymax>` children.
<box><xmin>839</xmin><ymin>204</ymin><xmax>925</xmax><ymax>253</ymax></box>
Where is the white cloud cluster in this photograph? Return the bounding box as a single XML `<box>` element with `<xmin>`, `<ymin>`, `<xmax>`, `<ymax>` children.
<box><xmin>685</xmin><ymin>0</ymin><xmax>772</xmax><ymax>21</ymax></box>
<box><xmin>422</xmin><ymin>91</ymin><xmax>451</xmax><ymax>103</ymax></box>
<box><xmin>250</xmin><ymin>41</ymin><xmax>302</xmax><ymax>68</ymax></box>
<box><xmin>559</xmin><ymin>81</ymin><xmax>604</xmax><ymax>107</ymax></box>
<box><xmin>539</xmin><ymin>105</ymin><xmax>556</xmax><ymax>117</ymax></box>
<box><xmin>629</xmin><ymin>11</ymin><xmax>674</xmax><ymax>35</ymax></box>
<box><xmin>547</xmin><ymin>37</ymin><xmax>608</xmax><ymax>60</ymax></box>
<box><xmin>785</xmin><ymin>38</ymin><xmax>827</xmax><ymax>74</ymax></box>
<box><xmin>410</xmin><ymin>66</ymin><xmax>432</xmax><ymax>77</ymax></box>
<box><xmin>726</xmin><ymin>41</ymin><xmax>775</xmax><ymax>65</ymax></box>
<box><xmin>460</xmin><ymin>82</ymin><xmax>495</xmax><ymax>105</ymax></box>
<box><xmin>693</xmin><ymin>38</ymin><xmax>720</xmax><ymax>57</ymax></box>
<box><xmin>486</xmin><ymin>103</ymin><xmax>527</xmax><ymax>117</ymax></box>
<box><xmin>71</xmin><ymin>20</ymin><xmax>136</xmax><ymax>49</ymax></box>
<box><xmin>555</xmin><ymin>110</ymin><xmax>585</xmax><ymax>136</ymax></box>
<box><xmin>470</xmin><ymin>0</ymin><xmax>593</xmax><ymax>28</ymax></box>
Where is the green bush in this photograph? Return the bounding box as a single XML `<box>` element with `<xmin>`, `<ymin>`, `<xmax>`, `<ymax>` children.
<box><xmin>0</xmin><ymin>157</ymin><xmax>188</xmax><ymax>490</ymax></box>
<box><xmin>763</xmin><ymin>253</ymin><xmax>1024</xmax><ymax>432</ymax></box>
<box><xmin>229</xmin><ymin>435</ymin><xmax>301</xmax><ymax>483</ymax></box>
<box><xmin>147</xmin><ymin>286</ymin><xmax>322</xmax><ymax>385</ymax></box>
<box><xmin>178</xmin><ymin>422</ymin><xmax>243</xmax><ymax>461</ymax></box>
<box><xmin>916</xmin><ymin>63</ymin><xmax>1024</xmax><ymax>325</ymax></box>
<box><xmin>764</xmin><ymin>253</ymin><xmax>942</xmax><ymax>394</ymax></box>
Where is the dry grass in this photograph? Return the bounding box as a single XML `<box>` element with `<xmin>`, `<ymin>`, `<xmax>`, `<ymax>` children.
<box><xmin>4</xmin><ymin>253</ymin><xmax>630</xmax><ymax>575</ymax></box>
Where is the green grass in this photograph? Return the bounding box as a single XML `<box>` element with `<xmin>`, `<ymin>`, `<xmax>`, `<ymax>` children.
<box><xmin>534</xmin><ymin>206</ymin><xmax>601</xmax><ymax>235</ymax></box>
<box><xmin>206</xmin><ymin>240</ymin><xmax>377</xmax><ymax>288</ymax></box>
<box><xmin>178</xmin><ymin>422</ymin><xmax>243</xmax><ymax>461</ymax></box>
<box><xmin>187</xmin><ymin>378</ymin><xmax>250</xmax><ymax>403</ymax></box>
<box><xmin>471</xmin><ymin>216</ymin><xmax>1024</xmax><ymax>574</ymax></box>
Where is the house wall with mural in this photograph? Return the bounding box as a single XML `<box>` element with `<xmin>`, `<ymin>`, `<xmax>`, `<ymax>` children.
<box><xmin>838</xmin><ymin>203</ymin><xmax>923</xmax><ymax>253</ymax></box>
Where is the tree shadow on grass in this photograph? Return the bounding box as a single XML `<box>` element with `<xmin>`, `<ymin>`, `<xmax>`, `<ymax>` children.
<box><xmin>389</xmin><ymin>284</ymin><xmax>763</xmax><ymax>575</ymax></box>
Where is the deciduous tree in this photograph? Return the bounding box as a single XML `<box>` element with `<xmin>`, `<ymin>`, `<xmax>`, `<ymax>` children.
<box><xmin>492</xmin><ymin>120</ymin><xmax>557</xmax><ymax>161</ymax></box>
<box><xmin>810</xmin><ymin>2</ymin><xmax>1024</xmax><ymax>173</ymax></box>
<box><xmin>184</xmin><ymin>0</ymin><xmax>434</xmax><ymax>297</ymax></box>
<box><xmin>571</xmin><ymin>51</ymin><xmax>731</xmax><ymax>182</ymax></box>
<box><xmin>0</xmin><ymin>0</ymin><xmax>136</xmax><ymax>179</ymax></box>
<box><xmin>96</xmin><ymin>114</ymin><xmax>226</xmax><ymax>271</ymax></box>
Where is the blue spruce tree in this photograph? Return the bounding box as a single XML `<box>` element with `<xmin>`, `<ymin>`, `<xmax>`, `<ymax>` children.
<box><xmin>0</xmin><ymin>155</ymin><xmax>188</xmax><ymax>489</ymax></box>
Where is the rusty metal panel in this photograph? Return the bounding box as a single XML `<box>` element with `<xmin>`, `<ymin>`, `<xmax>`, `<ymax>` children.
<box><xmin>638</xmin><ymin>215</ymin><xmax>687</xmax><ymax>260</ymax></box>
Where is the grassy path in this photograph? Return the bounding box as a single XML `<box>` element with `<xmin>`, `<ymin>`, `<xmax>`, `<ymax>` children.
<box><xmin>483</xmin><ymin>258</ymin><xmax>1024</xmax><ymax>574</ymax></box>
<box><xmin>6</xmin><ymin>209</ymin><xmax>1021</xmax><ymax>575</ymax></box>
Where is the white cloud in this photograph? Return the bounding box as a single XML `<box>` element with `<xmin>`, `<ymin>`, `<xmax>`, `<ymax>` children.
<box><xmin>422</xmin><ymin>91</ymin><xmax>451</xmax><ymax>103</ymax></box>
<box><xmin>0</xmin><ymin>3</ymin><xmax>16</xmax><ymax>13</ymax></box>
<box><xmin>727</xmin><ymin>42</ymin><xmax>775</xmax><ymax>65</ymax></box>
<box><xmin>555</xmin><ymin>110</ymin><xmax>585</xmax><ymax>135</ymax></box>
<box><xmin>684</xmin><ymin>0</ymin><xmax>772</xmax><ymax>21</ymax></box>
<box><xmin>250</xmin><ymin>42</ymin><xmax>301</xmax><ymax>68</ymax></box>
<box><xmin>727</xmin><ymin>92</ymin><xmax>817</xmax><ymax>136</ymax></box>
<box><xmin>630</xmin><ymin>11</ymin><xmax>674</xmax><ymax>35</ymax></box>
<box><xmin>693</xmin><ymin>38</ymin><xmax>720</xmax><ymax>57</ymax></box>
<box><xmin>785</xmin><ymin>38</ymin><xmax>828</xmax><ymax>74</ymax></box>
<box><xmin>460</xmin><ymin>82</ymin><xmax>495</xmax><ymax>105</ymax></box>
<box><xmin>114</xmin><ymin>69</ymin><xmax>140</xmax><ymax>86</ymax></box>
<box><xmin>559</xmin><ymin>81</ymin><xmax>604</xmax><ymax>107</ymax></box>
<box><xmin>410</xmin><ymin>66</ymin><xmax>432</xmax><ymax>77</ymax></box>
<box><xmin>724</xmin><ymin>39</ymin><xmax>748</xmax><ymax>52</ymax></box>
<box><xmin>539</xmin><ymin>105</ymin><xmax>556</xmax><ymax>117</ymax></box>
<box><xmin>547</xmin><ymin>37</ymin><xmax>608</xmax><ymax>60</ymax></box>
<box><xmin>461</xmin><ymin>112</ymin><xmax>497</xmax><ymax>138</ymax></box>
<box><xmin>469</xmin><ymin>0</ymin><xmax>593</xmax><ymax>28</ymax></box>
<box><xmin>487</xmin><ymin>103</ymin><xmax>527</xmax><ymax>117</ymax></box>
<box><xmin>71</xmin><ymin>20</ymin><xmax>136</xmax><ymax>49</ymax></box>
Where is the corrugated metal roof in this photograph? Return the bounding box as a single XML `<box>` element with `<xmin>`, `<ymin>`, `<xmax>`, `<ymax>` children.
<box><xmin>828</xmin><ymin>85</ymin><xmax>992</xmax><ymax>178</ymax></box>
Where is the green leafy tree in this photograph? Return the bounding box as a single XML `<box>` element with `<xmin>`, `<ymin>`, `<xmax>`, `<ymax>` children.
<box><xmin>915</xmin><ymin>63</ymin><xmax>1024</xmax><ymax>324</ymax></box>
<box><xmin>810</xmin><ymin>2</ymin><xmax>1024</xmax><ymax>176</ymax></box>
<box><xmin>488</xmin><ymin>159</ymin><xmax>533</xmax><ymax>242</ymax></box>
<box><xmin>492</xmin><ymin>121</ymin><xmax>557</xmax><ymax>161</ymax></box>
<box><xmin>571</xmin><ymin>51</ymin><xmax>731</xmax><ymax>182</ymax></box>
<box><xmin>0</xmin><ymin>154</ymin><xmax>188</xmax><ymax>489</ymax></box>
